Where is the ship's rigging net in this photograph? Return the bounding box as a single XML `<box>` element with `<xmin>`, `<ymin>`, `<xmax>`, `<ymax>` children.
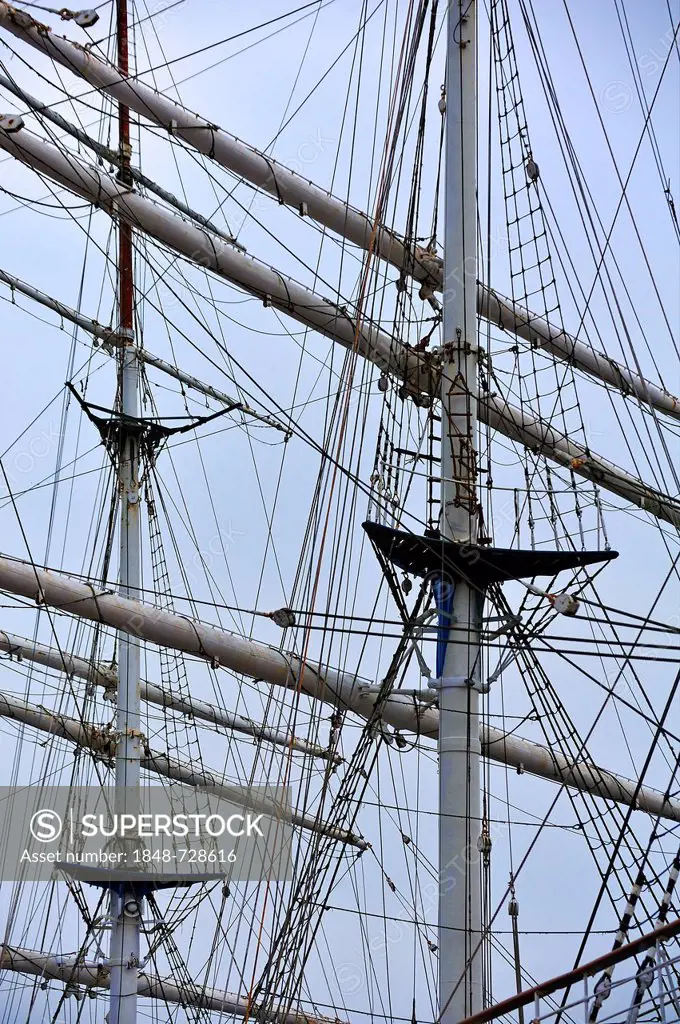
<box><xmin>488</xmin><ymin>0</ymin><xmax>604</xmax><ymax>555</ymax></box>
<box><xmin>0</xmin><ymin>2</ymin><xmax>676</xmax><ymax>1023</ymax></box>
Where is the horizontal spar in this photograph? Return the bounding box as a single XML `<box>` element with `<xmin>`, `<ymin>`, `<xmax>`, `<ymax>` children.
<box><xmin>0</xmin><ymin>551</ymin><xmax>437</xmax><ymax>739</ymax></box>
<box><xmin>1</xmin><ymin>124</ymin><xmax>677</xmax><ymax>527</ymax></box>
<box><xmin>0</xmin><ymin>265</ymin><xmax>289</xmax><ymax>433</ymax></box>
<box><xmin>0</xmin><ymin>945</ymin><xmax>340</xmax><ymax>1024</ymax></box>
<box><xmin>482</xmin><ymin>727</ymin><xmax>680</xmax><ymax>823</ymax></box>
<box><xmin>0</xmin><ymin>2</ymin><xmax>436</xmax><ymax>287</ymax></box>
<box><xmin>0</xmin><ymin>70</ymin><xmax>242</xmax><ymax>249</ymax></box>
<box><xmin>0</xmin><ymin>629</ymin><xmax>338</xmax><ymax>761</ymax></box>
<box><xmin>484</xmin><ymin>395</ymin><xmax>680</xmax><ymax>528</ymax></box>
<box><xmin>0</xmin><ymin>124</ymin><xmax>429</xmax><ymax>394</ymax></box>
<box><xmin>0</xmin><ymin>627</ymin><xmax>116</xmax><ymax>689</ymax></box>
<box><xmin>0</xmin><ymin>10</ymin><xmax>676</xmax><ymax>426</ymax></box>
<box><xmin>0</xmin><ymin>553</ymin><xmax>677</xmax><ymax>823</ymax></box>
<box><xmin>479</xmin><ymin>284</ymin><xmax>680</xmax><ymax>423</ymax></box>
<box><xmin>0</xmin><ymin>687</ymin><xmax>365</xmax><ymax>847</ymax></box>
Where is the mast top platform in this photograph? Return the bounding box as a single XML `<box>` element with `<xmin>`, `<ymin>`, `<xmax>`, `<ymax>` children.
<box><xmin>363</xmin><ymin>521</ymin><xmax>618</xmax><ymax>588</ymax></box>
<box><xmin>61</xmin><ymin>863</ymin><xmax>227</xmax><ymax>893</ymax></box>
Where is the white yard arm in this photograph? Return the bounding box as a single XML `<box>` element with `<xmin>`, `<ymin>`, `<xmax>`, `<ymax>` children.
<box><xmin>1</xmin><ymin>125</ymin><xmax>678</xmax><ymax>527</ymax></box>
<box><xmin>0</xmin><ymin>687</ymin><xmax>365</xmax><ymax>848</ymax></box>
<box><xmin>0</xmin><ymin>628</ymin><xmax>117</xmax><ymax>689</ymax></box>
<box><xmin>0</xmin><ymin>7</ymin><xmax>677</xmax><ymax>424</ymax></box>
<box><xmin>0</xmin><ymin>552</ymin><xmax>437</xmax><ymax>739</ymax></box>
<box><xmin>0</xmin><ymin>945</ymin><xmax>338</xmax><ymax>1024</ymax></box>
<box><xmin>482</xmin><ymin>728</ymin><xmax>680</xmax><ymax>822</ymax></box>
<box><xmin>0</xmin><ymin>69</ymin><xmax>242</xmax><ymax>248</ymax></box>
<box><xmin>0</xmin><ymin>2</ymin><xmax>434</xmax><ymax>284</ymax></box>
<box><xmin>0</xmin><ymin>553</ymin><xmax>677</xmax><ymax>823</ymax></box>
<box><xmin>485</xmin><ymin>395</ymin><xmax>680</xmax><ymax>527</ymax></box>
<box><xmin>0</xmin><ymin>629</ymin><xmax>336</xmax><ymax>761</ymax></box>
<box><xmin>0</xmin><ymin>267</ymin><xmax>288</xmax><ymax>433</ymax></box>
<box><xmin>479</xmin><ymin>285</ymin><xmax>680</xmax><ymax>423</ymax></box>
<box><xmin>0</xmin><ymin>125</ymin><xmax>428</xmax><ymax>392</ymax></box>
<box><xmin>0</xmin><ymin>266</ymin><xmax>115</xmax><ymax>345</ymax></box>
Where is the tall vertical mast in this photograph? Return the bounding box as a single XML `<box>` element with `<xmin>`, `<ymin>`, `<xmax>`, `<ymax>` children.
<box><xmin>438</xmin><ymin>2</ymin><xmax>482</xmax><ymax>1022</ymax></box>
<box><xmin>109</xmin><ymin>0</ymin><xmax>143</xmax><ymax>1019</ymax></box>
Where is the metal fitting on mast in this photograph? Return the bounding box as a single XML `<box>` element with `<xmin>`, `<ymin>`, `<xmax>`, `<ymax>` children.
<box><xmin>0</xmin><ymin>113</ymin><xmax>23</xmax><ymax>133</ymax></box>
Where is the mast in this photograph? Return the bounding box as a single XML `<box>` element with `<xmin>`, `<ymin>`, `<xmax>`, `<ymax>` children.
<box><xmin>438</xmin><ymin>2</ymin><xmax>482</xmax><ymax>1021</ymax></box>
<box><xmin>110</xmin><ymin>0</ymin><xmax>142</xmax><ymax>1018</ymax></box>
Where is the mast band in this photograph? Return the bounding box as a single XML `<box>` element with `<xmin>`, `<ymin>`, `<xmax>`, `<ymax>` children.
<box><xmin>427</xmin><ymin>675</ymin><xmax>486</xmax><ymax>692</ymax></box>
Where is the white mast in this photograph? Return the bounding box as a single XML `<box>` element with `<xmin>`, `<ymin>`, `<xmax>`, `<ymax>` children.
<box><xmin>109</xmin><ymin>0</ymin><xmax>142</xmax><ymax>1018</ymax></box>
<box><xmin>439</xmin><ymin>2</ymin><xmax>483</xmax><ymax>1020</ymax></box>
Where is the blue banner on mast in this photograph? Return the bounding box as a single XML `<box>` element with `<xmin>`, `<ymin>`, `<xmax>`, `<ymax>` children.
<box><xmin>433</xmin><ymin>575</ymin><xmax>455</xmax><ymax>679</ymax></box>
